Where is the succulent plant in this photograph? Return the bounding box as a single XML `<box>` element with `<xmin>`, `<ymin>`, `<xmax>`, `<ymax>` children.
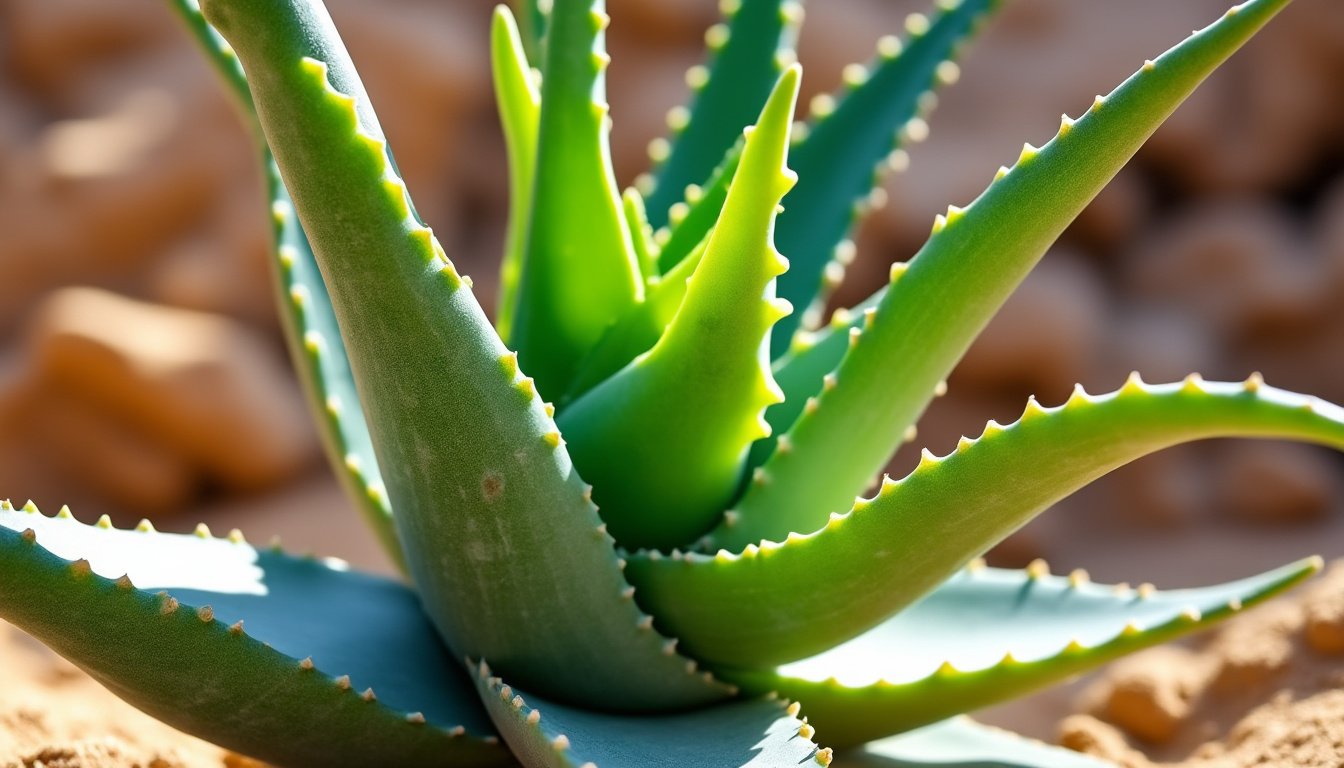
<box><xmin>1</xmin><ymin>0</ymin><xmax>1340</xmax><ymax>765</ymax></box>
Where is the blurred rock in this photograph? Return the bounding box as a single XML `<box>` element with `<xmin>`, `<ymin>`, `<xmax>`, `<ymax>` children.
<box><xmin>148</xmin><ymin>192</ymin><xmax>277</xmax><ymax>331</ymax></box>
<box><xmin>1304</xmin><ymin>563</ymin><xmax>1344</xmax><ymax>656</ymax></box>
<box><xmin>1213</xmin><ymin>442</ymin><xmax>1340</xmax><ymax>526</ymax></box>
<box><xmin>24</xmin><ymin>288</ymin><xmax>317</xmax><ymax>496</ymax></box>
<box><xmin>1097</xmin><ymin>309</ymin><xmax>1219</xmax><ymax>387</ymax></box>
<box><xmin>1142</xmin><ymin>0</ymin><xmax>1344</xmax><ymax>195</ymax></box>
<box><xmin>1121</xmin><ymin>201</ymin><xmax>1320</xmax><ymax>340</ymax></box>
<box><xmin>1089</xmin><ymin>646</ymin><xmax>1206</xmax><ymax>745</ymax></box>
<box><xmin>1</xmin><ymin>0</ymin><xmax>179</xmax><ymax>104</ymax></box>
<box><xmin>1209</xmin><ymin>601</ymin><xmax>1300</xmax><ymax>691</ymax></box>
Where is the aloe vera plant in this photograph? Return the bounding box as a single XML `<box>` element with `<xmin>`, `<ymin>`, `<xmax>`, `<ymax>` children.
<box><xmin>1</xmin><ymin>0</ymin><xmax>1339</xmax><ymax>765</ymax></box>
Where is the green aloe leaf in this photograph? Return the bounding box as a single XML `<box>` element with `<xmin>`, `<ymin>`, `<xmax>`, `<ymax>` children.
<box><xmin>847</xmin><ymin>717</ymin><xmax>1111</xmax><ymax>768</ymax></box>
<box><xmin>626</xmin><ymin>377</ymin><xmax>1344</xmax><ymax>667</ymax></box>
<box><xmin>748</xmin><ymin>288</ymin><xmax>885</xmax><ymax>471</ymax></box>
<box><xmin>717</xmin><ymin>0</ymin><xmax>1294</xmax><ymax>548</ymax></box>
<box><xmin>493</xmin><ymin>6</ymin><xmax>542</xmax><ymax>345</ymax></box>
<box><xmin>724</xmin><ymin>559</ymin><xmax>1319</xmax><ymax>746</ymax></box>
<box><xmin>510</xmin><ymin>0</ymin><xmax>644</xmax><ymax>398</ymax></box>
<box><xmin>563</xmin><ymin>237</ymin><xmax>707</xmax><ymax>404</ymax></box>
<box><xmin>558</xmin><ymin>65</ymin><xmax>799</xmax><ymax>550</ymax></box>
<box><xmin>651</xmin><ymin>0</ymin><xmax>996</xmax><ymax>283</ymax></box>
<box><xmin>0</xmin><ymin>503</ymin><xmax>509</xmax><ymax>768</ymax></box>
<box><xmin>168</xmin><ymin>0</ymin><xmax>401</xmax><ymax>569</ymax></box>
<box><xmin>201</xmin><ymin>0</ymin><xmax>730</xmax><ymax>711</ymax></box>
<box><xmin>512</xmin><ymin>0</ymin><xmax>548</xmax><ymax>67</ymax></box>
<box><xmin>654</xmin><ymin>134</ymin><xmax>742</xmax><ymax>275</ymax></box>
<box><xmin>769</xmin><ymin>0</ymin><xmax>999</xmax><ymax>358</ymax></box>
<box><xmin>471</xmin><ymin>659</ymin><xmax>830</xmax><ymax>768</ymax></box>
<box><xmin>644</xmin><ymin>0</ymin><xmax>802</xmax><ymax>229</ymax></box>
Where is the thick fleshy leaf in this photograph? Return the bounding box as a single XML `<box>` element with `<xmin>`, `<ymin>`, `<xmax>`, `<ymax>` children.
<box><xmin>557</xmin><ymin>66</ymin><xmax>799</xmax><ymax>550</ymax></box>
<box><xmin>654</xmin><ymin>134</ymin><xmax>742</xmax><ymax>275</ymax></box>
<box><xmin>644</xmin><ymin>0</ymin><xmax>802</xmax><ymax>229</ymax></box>
<box><xmin>511</xmin><ymin>0</ymin><xmax>548</xmax><ymax>67</ymax></box>
<box><xmin>716</xmin><ymin>0</ymin><xmax>1295</xmax><ymax>550</ymax></box>
<box><xmin>169</xmin><ymin>0</ymin><xmax>402</xmax><ymax>569</ymax></box>
<box><xmin>651</xmin><ymin>0</ymin><xmax>996</xmax><ymax>283</ymax></box>
<box><xmin>626</xmin><ymin>377</ymin><xmax>1344</xmax><ymax>667</ymax></box>
<box><xmin>201</xmin><ymin>0</ymin><xmax>730</xmax><ymax>711</ymax></box>
<box><xmin>723</xmin><ymin>559</ymin><xmax>1319</xmax><ymax>746</ymax></box>
<box><xmin>0</xmin><ymin>504</ymin><xmax>509</xmax><ymax>767</ymax></box>
<box><xmin>563</xmin><ymin>237</ymin><xmax>707</xmax><ymax>404</ymax></box>
<box><xmin>770</xmin><ymin>0</ymin><xmax>999</xmax><ymax>358</ymax></box>
<box><xmin>748</xmin><ymin>287</ymin><xmax>885</xmax><ymax>472</ymax></box>
<box><xmin>846</xmin><ymin>718</ymin><xmax>1110</xmax><ymax>768</ymax></box>
<box><xmin>470</xmin><ymin>659</ymin><xmax>830</xmax><ymax>768</ymax></box>
<box><xmin>510</xmin><ymin>0</ymin><xmax>644</xmax><ymax>398</ymax></box>
<box><xmin>493</xmin><ymin>6</ymin><xmax>542</xmax><ymax>344</ymax></box>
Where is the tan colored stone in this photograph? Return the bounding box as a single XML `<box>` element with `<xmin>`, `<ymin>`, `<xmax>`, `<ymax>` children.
<box><xmin>1089</xmin><ymin>646</ymin><xmax>1209</xmax><ymax>745</ymax></box>
<box><xmin>1303</xmin><ymin>564</ymin><xmax>1344</xmax><ymax>656</ymax></box>
<box><xmin>1121</xmin><ymin>201</ymin><xmax>1321</xmax><ymax>338</ymax></box>
<box><xmin>2</xmin><ymin>0</ymin><xmax>178</xmax><ymax>102</ymax></box>
<box><xmin>26</xmin><ymin>288</ymin><xmax>317</xmax><ymax>493</ymax></box>
<box><xmin>1213</xmin><ymin>442</ymin><xmax>1340</xmax><ymax>526</ymax></box>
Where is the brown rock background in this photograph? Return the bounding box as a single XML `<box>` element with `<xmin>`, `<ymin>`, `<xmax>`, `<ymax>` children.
<box><xmin>0</xmin><ymin>0</ymin><xmax>1342</xmax><ymax>764</ymax></box>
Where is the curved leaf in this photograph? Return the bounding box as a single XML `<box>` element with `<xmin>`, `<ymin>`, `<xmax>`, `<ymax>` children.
<box><xmin>644</xmin><ymin>0</ymin><xmax>802</xmax><ymax>229</ymax></box>
<box><xmin>471</xmin><ymin>659</ymin><xmax>830</xmax><ymax>768</ymax></box>
<box><xmin>169</xmin><ymin>0</ymin><xmax>401</xmax><ymax>569</ymax></box>
<box><xmin>0</xmin><ymin>503</ymin><xmax>509</xmax><ymax>767</ymax></box>
<box><xmin>564</xmin><ymin>237</ymin><xmax>707</xmax><ymax>404</ymax></box>
<box><xmin>770</xmin><ymin>0</ymin><xmax>1000</xmax><ymax>358</ymax></box>
<box><xmin>493</xmin><ymin>6</ymin><xmax>542</xmax><ymax>344</ymax></box>
<box><xmin>626</xmin><ymin>377</ymin><xmax>1344</xmax><ymax>667</ymax></box>
<box><xmin>558</xmin><ymin>66</ymin><xmax>799</xmax><ymax>550</ymax></box>
<box><xmin>510</xmin><ymin>0</ymin><xmax>644</xmax><ymax>398</ymax></box>
<box><xmin>201</xmin><ymin>0</ymin><xmax>731</xmax><ymax>711</ymax></box>
<box><xmin>846</xmin><ymin>717</ymin><xmax>1111</xmax><ymax>768</ymax></box>
<box><xmin>748</xmin><ymin>287</ymin><xmax>886</xmax><ymax>471</ymax></box>
<box><xmin>717</xmin><ymin>0</ymin><xmax>1295</xmax><ymax>550</ymax></box>
<box><xmin>724</xmin><ymin>559</ymin><xmax>1319</xmax><ymax>745</ymax></box>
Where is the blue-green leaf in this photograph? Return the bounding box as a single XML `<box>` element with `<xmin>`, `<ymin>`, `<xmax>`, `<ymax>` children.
<box><xmin>644</xmin><ymin>0</ymin><xmax>802</xmax><ymax>229</ymax></box>
<box><xmin>846</xmin><ymin>718</ymin><xmax>1111</xmax><ymax>768</ymax></box>
<box><xmin>0</xmin><ymin>503</ymin><xmax>509</xmax><ymax>767</ymax></box>
<box><xmin>471</xmin><ymin>660</ymin><xmax>829</xmax><ymax>768</ymax></box>
<box><xmin>770</xmin><ymin>0</ymin><xmax>999</xmax><ymax>358</ymax></box>
<box><xmin>722</xmin><ymin>559</ymin><xmax>1319</xmax><ymax>746</ymax></box>
<box><xmin>169</xmin><ymin>0</ymin><xmax>401</xmax><ymax>569</ymax></box>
